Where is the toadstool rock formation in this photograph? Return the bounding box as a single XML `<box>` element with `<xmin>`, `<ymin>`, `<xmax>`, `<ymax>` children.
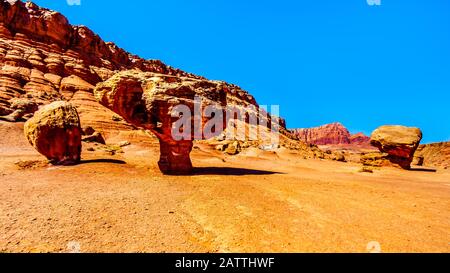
<box><xmin>369</xmin><ymin>125</ymin><xmax>423</xmax><ymax>169</ymax></box>
<box><xmin>94</xmin><ymin>70</ymin><xmax>228</xmax><ymax>174</ymax></box>
<box><xmin>24</xmin><ymin>101</ymin><xmax>82</xmax><ymax>165</ymax></box>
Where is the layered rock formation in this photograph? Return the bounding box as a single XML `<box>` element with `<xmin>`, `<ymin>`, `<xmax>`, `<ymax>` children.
<box><xmin>0</xmin><ymin>0</ymin><xmax>204</xmax><ymax>138</ymax></box>
<box><xmin>0</xmin><ymin>0</ymin><xmax>353</xmax><ymax>173</ymax></box>
<box><xmin>0</xmin><ymin>0</ymin><xmax>273</xmax><ymax>142</ymax></box>
<box><xmin>349</xmin><ymin>132</ymin><xmax>371</xmax><ymax>145</ymax></box>
<box><xmin>24</xmin><ymin>101</ymin><xmax>81</xmax><ymax>164</ymax></box>
<box><xmin>415</xmin><ymin>141</ymin><xmax>450</xmax><ymax>169</ymax></box>
<box><xmin>365</xmin><ymin>125</ymin><xmax>423</xmax><ymax>169</ymax></box>
<box><xmin>290</xmin><ymin>122</ymin><xmax>370</xmax><ymax>146</ymax></box>
<box><xmin>94</xmin><ymin>70</ymin><xmax>288</xmax><ymax>174</ymax></box>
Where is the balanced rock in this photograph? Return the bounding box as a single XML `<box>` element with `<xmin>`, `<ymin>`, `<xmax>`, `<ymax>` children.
<box><xmin>369</xmin><ymin>125</ymin><xmax>422</xmax><ymax>169</ymax></box>
<box><xmin>24</xmin><ymin>101</ymin><xmax>82</xmax><ymax>165</ymax></box>
<box><xmin>94</xmin><ymin>70</ymin><xmax>228</xmax><ymax>174</ymax></box>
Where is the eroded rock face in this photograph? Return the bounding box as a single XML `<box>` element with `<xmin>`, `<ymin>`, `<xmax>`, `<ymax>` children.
<box><xmin>349</xmin><ymin>133</ymin><xmax>370</xmax><ymax>145</ymax></box>
<box><xmin>291</xmin><ymin>122</ymin><xmax>370</xmax><ymax>146</ymax></box>
<box><xmin>370</xmin><ymin>125</ymin><xmax>423</xmax><ymax>169</ymax></box>
<box><xmin>1</xmin><ymin>0</ymin><xmax>321</xmax><ymax>165</ymax></box>
<box><xmin>415</xmin><ymin>142</ymin><xmax>450</xmax><ymax>168</ymax></box>
<box><xmin>361</xmin><ymin>152</ymin><xmax>391</xmax><ymax>167</ymax></box>
<box><xmin>24</xmin><ymin>101</ymin><xmax>81</xmax><ymax>165</ymax></box>
<box><xmin>94</xmin><ymin>71</ymin><xmax>228</xmax><ymax>174</ymax></box>
<box><xmin>0</xmin><ymin>0</ymin><xmax>204</xmax><ymax>139</ymax></box>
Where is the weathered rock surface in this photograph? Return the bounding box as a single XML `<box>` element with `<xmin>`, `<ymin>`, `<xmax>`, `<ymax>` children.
<box><xmin>415</xmin><ymin>141</ymin><xmax>450</xmax><ymax>169</ymax></box>
<box><xmin>0</xmin><ymin>0</ymin><xmax>332</xmax><ymax>170</ymax></box>
<box><xmin>331</xmin><ymin>151</ymin><xmax>346</xmax><ymax>162</ymax></box>
<box><xmin>225</xmin><ymin>141</ymin><xmax>242</xmax><ymax>155</ymax></box>
<box><xmin>369</xmin><ymin>125</ymin><xmax>423</xmax><ymax>169</ymax></box>
<box><xmin>412</xmin><ymin>155</ymin><xmax>424</xmax><ymax>166</ymax></box>
<box><xmin>24</xmin><ymin>101</ymin><xmax>81</xmax><ymax>164</ymax></box>
<box><xmin>82</xmin><ymin>131</ymin><xmax>105</xmax><ymax>145</ymax></box>
<box><xmin>0</xmin><ymin>97</ymin><xmax>37</xmax><ymax>121</ymax></box>
<box><xmin>0</xmin><ymin>0</ymin><xmax>278</xmax><ymax>142</ymax></box>
<box><xmin>349</xmin><ymin>132</ymin><xmax>371</xmax><ymax>145</ymax></box>
<box><xmin>360</xmin><ymin>152</ymin><xmax>391</xmax><ymax>167</ymax></box>
<box><xmin>94</xmin><ymin>71</ymin><xmax>230</xmax><ymax>174</ymax></box>
<box><xmin>0</xmin><ymin>0</ymin><xmax>204</xmax><ymax>140</ymax></box>
<box><xmin>291</xmin><ymin>122</ymin><xmax>370</xmax><ymax>146</ymax></box>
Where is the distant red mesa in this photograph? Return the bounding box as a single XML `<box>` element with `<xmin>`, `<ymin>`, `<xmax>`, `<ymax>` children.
<box><xmin>291</xmin><ymin>122</ymin><xmax>371</xmax><ymax>146</ymax></box>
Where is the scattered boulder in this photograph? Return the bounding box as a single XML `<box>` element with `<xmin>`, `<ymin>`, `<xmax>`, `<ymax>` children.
<box><xmin>359</xmin><ymin>166</ymin><xmax>374</xmax><ymax>173</ymax></box>
<box><xmin>24</xmin><ymin>101</ymin><xmax>82</xmax><ymax>165</ymax></box>
<box><xmin>99</xmin><ymin>144</ymin><xmax>124</xmax><ymax>155</ymax></box>
<box><xmin>117</xmin><ymin>141</ymin><xmax>131</xmax><ymax>147</ymax></box>
<box><xmin>225</xmin><ymin>141</ymin><xmax>241</xmax><ymax>155</ymax></box>
<box><xmin>361</xmin><ymin>152</ymin><xmax>390</xmax><ymax>167</ymax></box>
<box><xmin>315</xmin><ymin>151</ymin><xmax>325</xmax><ymax>159</ymax></box>
<box><xmin>82</xmin><ymin>132</ymin><xmax>105</xmax><ymax>144</ymax></box>
<box><xmin>370</xmin><ymin>125</ymin><xmax>422</xmax><ymax>169</ymax></box>
<box><xmin>0</xmin><ymin>98</ymin><xmax>39</xmax><ymax>122</ymax></box>
<box><xmin>259</xmin><ymin>143</ymin><xmax>280</xmax><ymax>151</ymax></box>
<box><xmin>412</xmin><ymin>155</ymin><xmax>425</xmax><ymax>166</ymax></box>
<box><xmin>14</xmin><ymin>160</ymin><xmax>49</xmax><ymax>170</ymax></box>
<box><xmin>81</xmin><ymin>126</ymin><xmax>105</xmax><ymax>144</ymax></box>
<box><xmin>215</xmin><ymin>144</ymin><xmax>226</xmax><ymax>151</ymax></box>
<box><xmin>241</xmin><ymin>142</ymin><xmax>251</xmax><ymax>149</ymax></box>
<box><xmin>81</xmin><ymin>126</ymin><xmax>96</xmax><ymax>136</ymax></box>
<box><xmin>112</xmin><ymin>114</ymin><xmax>123</xmax><ymax>122</ymax></box>
<box><xmin>332</xmin><ymin>151</ymin><xmax>346</xmax><ymax>162</ymax></box>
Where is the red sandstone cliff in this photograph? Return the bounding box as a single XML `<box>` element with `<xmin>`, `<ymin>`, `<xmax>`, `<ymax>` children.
<box><xmin>291</xmin><ymin>122</ymin><xmax>370</xmax><ymax>146</ymax></box>
<box><xmin>0</xmin><ymin>0</ymin><xmax>264</xmax><ymax>141</ymax></box>
<box><xmin>349</xmin><ymin>132</ymin><xmax>371</xmax><ymax>145</ymax></box>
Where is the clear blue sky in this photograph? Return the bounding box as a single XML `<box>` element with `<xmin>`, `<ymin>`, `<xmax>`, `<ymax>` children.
<box><xmin>33</xmin><ymin>0</ymin><xmax>450</xmax><ymax>143</ymax></box>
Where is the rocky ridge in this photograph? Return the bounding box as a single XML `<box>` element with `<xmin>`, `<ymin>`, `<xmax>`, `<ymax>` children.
<box><xmin>0</xmin><ymin>0</ymin><xmax>263</xmax><ymax>142</ymax></box>
<box><xmin>290</xmin><ymin>122</ymin><xmax>370</xmax><ymax>146</ymax></box>
<box><xmin>415</xmin><ymin>141</ymin><xmax>450</xmax><ymax>169</ymax></box>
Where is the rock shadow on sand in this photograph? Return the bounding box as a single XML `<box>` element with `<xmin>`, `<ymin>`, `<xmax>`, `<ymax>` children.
<box><xmin>79</xmin><ymin>159</ymin><xmax>126</xmax><ymax>165</ymax></box>
<box><xmin>192</xmin><ymin>167</ymin><xmax>283</xmax><ymax>176</ymax></box>
<box><xmin>409</xmin><ymin>167</ymin><xmax>437</xmax><ymax>173</ymax></box>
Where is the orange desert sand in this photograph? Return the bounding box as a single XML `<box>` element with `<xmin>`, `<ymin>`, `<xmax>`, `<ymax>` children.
<box><xmin>1</xmin><ymin>121</ymin><xmax>449</xmax><ymax>253</ymax></box>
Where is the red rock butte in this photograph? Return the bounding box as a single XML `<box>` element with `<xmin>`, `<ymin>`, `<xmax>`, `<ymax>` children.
<box><xmin>290</xmin><ymin>122</ymin><xmax>370</xmax><ymax>146</ymax></box>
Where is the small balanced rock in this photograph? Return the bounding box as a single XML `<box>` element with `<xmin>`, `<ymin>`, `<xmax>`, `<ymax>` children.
<box><xmin>24</xmin><ymin>101</ymin><xmax>82</xmax><ymax>165</ymax></box>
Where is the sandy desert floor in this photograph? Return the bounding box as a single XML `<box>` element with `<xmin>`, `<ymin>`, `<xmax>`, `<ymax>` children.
<box><xmin>0</xmin><ymin>121</ymin><xmax>449</xmax><ymax>253</ymax></box>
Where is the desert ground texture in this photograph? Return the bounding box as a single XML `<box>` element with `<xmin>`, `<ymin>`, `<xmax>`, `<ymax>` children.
<box><xmin>1</xmin><ymin>121</ymin><xmax>449</xmax><ymax>253</ymax></box>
